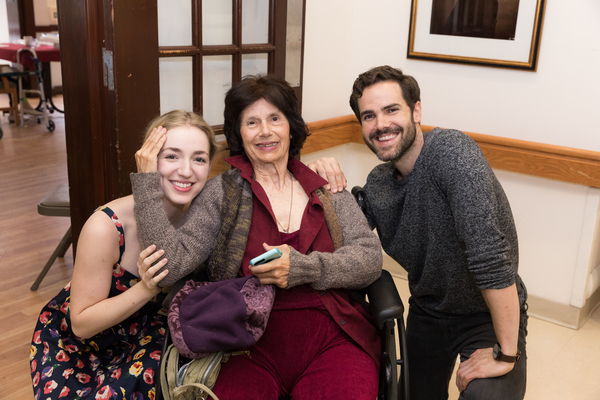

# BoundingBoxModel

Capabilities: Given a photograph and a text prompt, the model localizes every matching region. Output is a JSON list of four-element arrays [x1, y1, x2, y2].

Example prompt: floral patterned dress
[[30, 207, 167, 400]]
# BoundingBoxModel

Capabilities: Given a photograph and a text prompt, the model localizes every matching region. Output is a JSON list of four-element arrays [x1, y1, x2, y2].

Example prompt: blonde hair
[[143, 110, 219, 161]]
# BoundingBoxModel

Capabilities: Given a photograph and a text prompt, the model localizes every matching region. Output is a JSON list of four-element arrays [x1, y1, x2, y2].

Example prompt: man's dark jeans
[[406, 303, 528, 400]]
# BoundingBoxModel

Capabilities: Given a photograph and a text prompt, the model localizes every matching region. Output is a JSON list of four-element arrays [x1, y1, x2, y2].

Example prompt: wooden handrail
[[209, 115, 600, 188], [420, 125, 600, 188], [302, 115, 364, 154]]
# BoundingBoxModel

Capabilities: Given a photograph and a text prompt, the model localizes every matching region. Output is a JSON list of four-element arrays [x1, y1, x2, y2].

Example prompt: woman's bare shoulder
[[101, 195, 135, 224], [80, 196, 135, 245]]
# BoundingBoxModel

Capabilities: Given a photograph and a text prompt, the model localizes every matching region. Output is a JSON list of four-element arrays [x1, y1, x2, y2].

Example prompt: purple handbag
[[168, 275, 275, 359]]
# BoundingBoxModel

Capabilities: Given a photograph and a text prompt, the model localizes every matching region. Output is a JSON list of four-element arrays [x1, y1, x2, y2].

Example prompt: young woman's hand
[[135, 126, 167, 173], [137, 244, 169, 293]]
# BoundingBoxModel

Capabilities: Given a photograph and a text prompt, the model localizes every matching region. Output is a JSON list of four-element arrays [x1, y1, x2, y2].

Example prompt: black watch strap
[[493, 343, 521, 363]]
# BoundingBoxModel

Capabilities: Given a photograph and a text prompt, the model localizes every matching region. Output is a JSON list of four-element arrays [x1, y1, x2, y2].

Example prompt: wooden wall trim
[[301, 116, 600, 189], [302, 115, 363, 154], [207, 140, 233, 179], [420, 125, 600, 188], [208, 115, 600, 188]]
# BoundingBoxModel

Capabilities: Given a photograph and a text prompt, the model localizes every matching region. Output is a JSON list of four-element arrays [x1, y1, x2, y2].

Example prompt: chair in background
[[31, 183, 72, 291], [0, 65, 20, 139]]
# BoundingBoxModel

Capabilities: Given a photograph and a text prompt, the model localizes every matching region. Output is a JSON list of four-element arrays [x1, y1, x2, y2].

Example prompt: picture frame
[[407, 0, 546, 70]]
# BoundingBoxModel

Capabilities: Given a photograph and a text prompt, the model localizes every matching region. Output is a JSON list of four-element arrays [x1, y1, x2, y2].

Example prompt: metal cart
[[16, 48, 55, 132], [0, 48, 54, 138]]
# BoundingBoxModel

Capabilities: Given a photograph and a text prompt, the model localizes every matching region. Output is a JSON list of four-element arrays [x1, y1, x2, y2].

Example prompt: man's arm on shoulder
[[306, 157, 347, 193]]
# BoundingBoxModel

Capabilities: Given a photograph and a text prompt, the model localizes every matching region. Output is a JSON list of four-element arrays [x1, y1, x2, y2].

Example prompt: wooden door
[[56, 0, 160, 251]]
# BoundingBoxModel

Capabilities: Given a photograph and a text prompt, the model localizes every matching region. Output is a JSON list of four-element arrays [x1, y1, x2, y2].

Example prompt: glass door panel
[[158, 0, 193, 46], [203, 55, 233, 125], [242, 0, 269, 44], [203, 0, 233, 45], [159, 57, 194, 113], [242, 53, 269, 77]]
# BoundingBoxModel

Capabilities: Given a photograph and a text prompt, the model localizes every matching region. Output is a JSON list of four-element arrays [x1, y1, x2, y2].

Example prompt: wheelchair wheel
[[47, 120, 55, 132]]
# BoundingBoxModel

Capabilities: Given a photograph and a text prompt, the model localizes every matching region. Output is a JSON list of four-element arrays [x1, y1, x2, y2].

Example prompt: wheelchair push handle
[[352, 186, 367, 214]]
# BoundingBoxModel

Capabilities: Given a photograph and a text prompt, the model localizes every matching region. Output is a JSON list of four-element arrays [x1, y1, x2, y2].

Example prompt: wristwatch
[[493, 342, 521, 363]]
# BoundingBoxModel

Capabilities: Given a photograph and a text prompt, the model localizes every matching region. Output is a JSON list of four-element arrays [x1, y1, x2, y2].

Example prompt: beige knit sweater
[[131, 168, 382, 289]]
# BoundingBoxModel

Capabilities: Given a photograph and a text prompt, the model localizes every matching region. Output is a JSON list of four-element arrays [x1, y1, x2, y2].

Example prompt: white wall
[[0, 0, 9, 63], [33, 0, 62, 89], [0, 0, 8, 43], [301, 0, 600, 325], [303, 0, 600, 151], [0, 0, 9, 66], [33, 0, 57, 26]]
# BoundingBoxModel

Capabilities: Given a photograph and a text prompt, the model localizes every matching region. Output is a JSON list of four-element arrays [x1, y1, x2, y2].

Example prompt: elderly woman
[[131, 75, 382, 399]]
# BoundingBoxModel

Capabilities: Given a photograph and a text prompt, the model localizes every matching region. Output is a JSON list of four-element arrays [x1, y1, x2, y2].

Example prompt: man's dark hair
[[223, 75, 309, 158], [349, 65, 421, 123]]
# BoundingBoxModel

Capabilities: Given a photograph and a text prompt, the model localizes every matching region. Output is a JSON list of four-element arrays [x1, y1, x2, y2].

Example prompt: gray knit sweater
[[363, 128, 527, 317], [131, 168, 382, 289]]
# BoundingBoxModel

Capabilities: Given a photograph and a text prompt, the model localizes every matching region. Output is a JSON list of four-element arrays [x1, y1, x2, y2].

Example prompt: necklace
[[276, 175, 294, 233]]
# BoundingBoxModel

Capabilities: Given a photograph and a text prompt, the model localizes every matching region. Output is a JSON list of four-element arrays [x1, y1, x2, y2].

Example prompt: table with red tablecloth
[[0, 43, 62, 112], [0, 43, 60, 66]]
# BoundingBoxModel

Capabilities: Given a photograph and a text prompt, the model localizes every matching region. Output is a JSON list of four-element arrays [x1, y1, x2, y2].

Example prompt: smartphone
[[250, 248, 283, 266]]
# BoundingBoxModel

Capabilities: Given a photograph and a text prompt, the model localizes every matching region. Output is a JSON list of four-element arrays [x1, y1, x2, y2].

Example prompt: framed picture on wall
[[407, 0, 546, 70]]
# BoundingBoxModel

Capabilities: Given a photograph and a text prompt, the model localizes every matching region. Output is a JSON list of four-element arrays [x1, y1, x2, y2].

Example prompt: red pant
[[212, 301, 378, 399]]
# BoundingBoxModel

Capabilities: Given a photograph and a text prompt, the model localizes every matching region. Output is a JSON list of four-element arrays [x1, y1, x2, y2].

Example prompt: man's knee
[[460, 368, 526, 400]]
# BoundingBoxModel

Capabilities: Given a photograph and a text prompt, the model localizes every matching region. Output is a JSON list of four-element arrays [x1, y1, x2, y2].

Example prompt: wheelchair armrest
[[366, 269, 405, 330], [162, 268, 208, 309], [162, 278, 189, 309]]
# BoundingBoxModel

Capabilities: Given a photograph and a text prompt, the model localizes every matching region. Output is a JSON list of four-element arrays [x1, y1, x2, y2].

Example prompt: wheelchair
[[156, 186, 409, 400]]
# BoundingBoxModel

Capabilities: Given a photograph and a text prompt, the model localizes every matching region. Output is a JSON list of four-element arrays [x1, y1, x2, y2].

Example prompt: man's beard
[[366, 119, 417, 163]]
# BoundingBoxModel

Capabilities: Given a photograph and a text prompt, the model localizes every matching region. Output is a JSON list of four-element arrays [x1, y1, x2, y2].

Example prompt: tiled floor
[[391, 274, 600, 399]]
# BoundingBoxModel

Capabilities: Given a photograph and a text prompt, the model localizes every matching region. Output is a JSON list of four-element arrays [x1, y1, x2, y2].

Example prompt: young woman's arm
[[69, 212, 167, 339]]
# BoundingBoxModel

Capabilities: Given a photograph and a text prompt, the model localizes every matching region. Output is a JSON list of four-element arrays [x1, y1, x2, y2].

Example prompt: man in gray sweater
[[349, 66, 528, 399]]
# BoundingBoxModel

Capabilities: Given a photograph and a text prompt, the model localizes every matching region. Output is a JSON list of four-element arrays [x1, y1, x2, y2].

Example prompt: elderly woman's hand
[[135, 127, 167, 173], [307, 157, 347, 193], [249, 243, 290, 289], [137, 244, 169, 293]]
